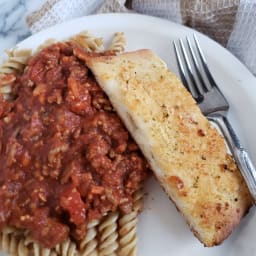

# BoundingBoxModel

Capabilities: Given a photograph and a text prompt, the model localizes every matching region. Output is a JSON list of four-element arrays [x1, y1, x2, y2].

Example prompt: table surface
[[0, 0, 46, 61]]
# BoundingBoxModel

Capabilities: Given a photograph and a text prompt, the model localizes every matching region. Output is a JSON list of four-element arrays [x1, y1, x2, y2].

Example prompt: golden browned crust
[[86, 49, 253, 247]]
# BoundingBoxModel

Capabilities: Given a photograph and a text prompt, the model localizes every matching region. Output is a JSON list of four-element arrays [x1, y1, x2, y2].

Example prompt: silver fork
[[173, 35, 256, 202]]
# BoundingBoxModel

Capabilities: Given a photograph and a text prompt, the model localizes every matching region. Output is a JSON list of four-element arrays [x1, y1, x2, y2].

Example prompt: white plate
[[3, 13, 256, 256]]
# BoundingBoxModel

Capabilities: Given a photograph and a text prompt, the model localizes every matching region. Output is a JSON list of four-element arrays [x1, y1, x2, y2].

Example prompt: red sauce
[[0, 42, 149, 248]]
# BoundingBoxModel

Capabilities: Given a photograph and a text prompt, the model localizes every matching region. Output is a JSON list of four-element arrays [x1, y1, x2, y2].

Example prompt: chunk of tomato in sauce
[[60, 186, 86, 225]]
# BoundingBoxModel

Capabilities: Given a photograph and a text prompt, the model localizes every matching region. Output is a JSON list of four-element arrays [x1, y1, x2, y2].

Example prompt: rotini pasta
[[108, 32, 126, 54], [0, 48, 31, 74], [79, 219, 100, 256], [54, 238, 77, 256], [98, 212, 119, 256], [0, 228, 78, 256], [36, 38, 57, 53], [0, 73, 15, 100], [117, 186, 144, 256], [70, 31, 104, 52], [0, 48, 31, 100], [132, 185, 144, 213], [0, 227, 29, 256]]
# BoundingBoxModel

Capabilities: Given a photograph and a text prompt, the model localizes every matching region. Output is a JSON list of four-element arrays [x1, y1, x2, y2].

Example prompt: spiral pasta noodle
[[70, 31, 104, 52], [0, 48, 31, 100], [0, 228, 79, 256], [132, 185, 144, 213], [108, 32, 126, 54], [54, 238, 77, 256], [0, 48, 31, 74], [117, 186, 144, 256], [0, 227, 29, 256], [36, 38, 57, 53], [0, 73, 16, 100], [79, 219, 100, 256], [24, 236, 52, 256], [98, 212, 119, 256]]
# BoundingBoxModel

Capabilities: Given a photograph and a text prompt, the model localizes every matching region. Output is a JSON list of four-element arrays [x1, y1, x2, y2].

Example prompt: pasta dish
[[0, 32, 148, 256]]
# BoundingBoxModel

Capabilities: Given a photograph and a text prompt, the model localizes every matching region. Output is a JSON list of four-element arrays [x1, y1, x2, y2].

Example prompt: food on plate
[[86, 49, 253, 247], [0, 32, 148, 256]]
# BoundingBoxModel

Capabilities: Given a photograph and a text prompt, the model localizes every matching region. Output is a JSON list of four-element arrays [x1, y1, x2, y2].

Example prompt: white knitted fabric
[[132, 0, 182, 23], [28, 0, 105, 33], [227, 0, 256, 74]]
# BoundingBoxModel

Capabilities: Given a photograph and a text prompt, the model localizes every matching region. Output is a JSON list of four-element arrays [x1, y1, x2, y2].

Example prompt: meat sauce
[[0, 43, 149, 248]]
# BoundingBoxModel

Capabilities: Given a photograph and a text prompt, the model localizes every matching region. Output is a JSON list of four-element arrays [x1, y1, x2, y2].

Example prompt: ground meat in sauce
[[0, 42, 149, 248]]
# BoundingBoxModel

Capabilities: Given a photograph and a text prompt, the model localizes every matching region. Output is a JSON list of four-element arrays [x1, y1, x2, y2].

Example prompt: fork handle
[[209, 115, 256, 202]]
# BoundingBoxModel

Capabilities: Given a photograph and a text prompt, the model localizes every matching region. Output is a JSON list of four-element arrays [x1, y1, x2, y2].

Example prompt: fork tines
[[173, 34, 215, 103]]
